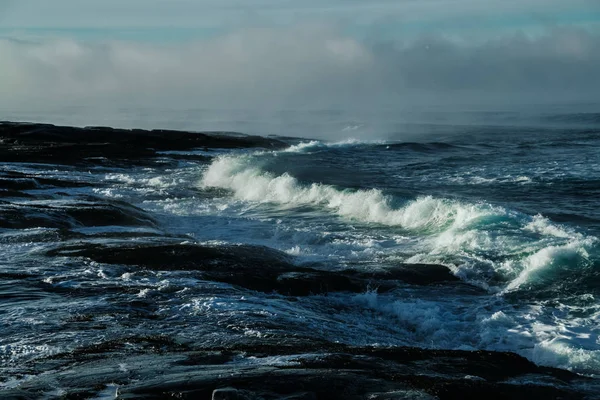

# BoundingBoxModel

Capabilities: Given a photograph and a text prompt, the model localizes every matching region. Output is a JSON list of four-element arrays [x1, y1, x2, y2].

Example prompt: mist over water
[[2, 104, 600, 143], [2, 23, 600, 131]]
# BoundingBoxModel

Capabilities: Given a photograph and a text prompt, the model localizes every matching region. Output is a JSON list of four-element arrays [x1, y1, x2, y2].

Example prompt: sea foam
[[200, 152, 598, 295], [201, 154, 498, 232]]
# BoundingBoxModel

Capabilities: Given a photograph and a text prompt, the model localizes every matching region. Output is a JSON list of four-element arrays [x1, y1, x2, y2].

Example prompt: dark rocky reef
[[0, 196, 157, 230], [1, 338, 589, 399], [0, 170, 91, 190], [48, 242, 463, 295], [0, 169, 92, 200], [0, 121, 288, 166]]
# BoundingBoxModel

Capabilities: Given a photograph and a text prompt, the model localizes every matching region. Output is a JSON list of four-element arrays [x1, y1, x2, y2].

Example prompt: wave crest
[[201, 154, 498, 232], [200, 153, 598, 296]]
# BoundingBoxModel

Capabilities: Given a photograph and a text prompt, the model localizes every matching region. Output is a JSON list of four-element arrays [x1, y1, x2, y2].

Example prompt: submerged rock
[[0, 171, 90, 190], [47, 242, 465, 295], [0, 197, 157, 230]]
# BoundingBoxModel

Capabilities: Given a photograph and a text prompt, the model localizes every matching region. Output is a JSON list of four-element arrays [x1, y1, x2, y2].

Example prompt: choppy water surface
[[1, 117, 600, 397], [196, 126, 600, 371]]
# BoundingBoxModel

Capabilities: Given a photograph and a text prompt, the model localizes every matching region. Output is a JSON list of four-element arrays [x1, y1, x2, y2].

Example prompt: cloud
[[1, 25, 599, 121], [0, 26, 376, 108]]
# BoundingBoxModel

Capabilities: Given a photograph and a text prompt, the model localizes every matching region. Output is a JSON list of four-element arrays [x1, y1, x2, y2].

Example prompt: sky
[[1, 0, 600, 131]]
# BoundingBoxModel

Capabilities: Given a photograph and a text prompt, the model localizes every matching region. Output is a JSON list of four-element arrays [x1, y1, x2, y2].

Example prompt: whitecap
[[200, 154, 502, 233]]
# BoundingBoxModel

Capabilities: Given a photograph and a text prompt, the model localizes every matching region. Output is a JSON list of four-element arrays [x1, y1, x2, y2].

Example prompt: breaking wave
[[200, 153, 598, 294], [201, 153, 500, 230]]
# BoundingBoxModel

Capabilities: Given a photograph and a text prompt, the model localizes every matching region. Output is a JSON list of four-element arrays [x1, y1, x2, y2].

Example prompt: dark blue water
[[1, 115, 600, 389], [198, 123, 600, 373]]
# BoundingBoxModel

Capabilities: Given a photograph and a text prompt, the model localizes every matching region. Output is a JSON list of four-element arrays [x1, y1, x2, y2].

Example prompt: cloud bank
[[1, 25, 600, 131]]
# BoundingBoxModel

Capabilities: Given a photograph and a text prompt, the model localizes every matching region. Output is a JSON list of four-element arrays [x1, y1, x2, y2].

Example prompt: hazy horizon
[[1, 0, 599, 137]]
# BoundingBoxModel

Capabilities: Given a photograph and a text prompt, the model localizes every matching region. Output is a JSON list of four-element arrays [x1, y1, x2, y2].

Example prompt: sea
[[1, 107, 600, 396]]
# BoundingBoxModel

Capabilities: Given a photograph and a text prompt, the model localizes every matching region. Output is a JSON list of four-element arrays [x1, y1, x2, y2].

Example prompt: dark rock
[[0, 172, 89, 190], [276, 271, 363, 295], [175, 351, 236, 366], [69, 335, 189, 357], [0, 189, 32, 198], [367, 391, 437, 400], [0, 203, 72, 229], [63, 199, 156, 228], [0, 121, 289, 166], [0, 177, 41, 190], [0, 197, 156, 229], [212, 387, 247, 400], [0, 389, 39, 400], [47, 242, 464, 295], [6, 337, 591, 400], [358, 263, 460, 286], [280, 392, 318, 400]]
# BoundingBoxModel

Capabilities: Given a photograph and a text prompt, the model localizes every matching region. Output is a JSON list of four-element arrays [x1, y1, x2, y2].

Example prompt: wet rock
[[0, 121, 289, 166], [280, 392, 318, 400], [368, 391, 438, 400], [212, 387, 247, 400], [358, 263, 460, 286], [0, 389, 39, 400], [0, 189, 33, 198], [63, 199, 157, 228], [0, 203, 72, 229], [5, 337, 590, 400], [0, 177, 41, 190], [32, 352, 593, 399], [276, 271, 363, 295], [0, 171, 90, 190], [0, 197, 156, 230], [48, 242, 292, 274], [47, 242, 464, 295], [67, 335, 189, 358], [47, 242, 465, 295]]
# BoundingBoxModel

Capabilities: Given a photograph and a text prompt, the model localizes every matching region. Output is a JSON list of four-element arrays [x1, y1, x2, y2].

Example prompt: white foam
[[525, 214, 576, 239], [104, 173, 183, 189], [285, 245, 303, 255], [532, 340, 600, 373], [104, 173, 137, 185], [513, 175, 532, 184], [282, 140, 323, 153], [504, 238, 594, 292], [199, 153, 600, 294], [201, 154, 501, 233], [89, 384, 119, 400], [0, 343, 62, 363], [283, 138, 387, 153], [448, 174, 532, 186], [348, 290, 600, 374], [471, 176, 497, 184]]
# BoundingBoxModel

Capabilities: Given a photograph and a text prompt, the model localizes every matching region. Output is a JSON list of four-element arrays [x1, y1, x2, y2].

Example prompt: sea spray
[[201, 154, 501, 230], [201, 151, 599, 298]]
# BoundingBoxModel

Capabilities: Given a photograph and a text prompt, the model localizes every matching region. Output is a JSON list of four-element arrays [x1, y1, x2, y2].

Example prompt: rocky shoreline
[[0, 122, 598, 399]]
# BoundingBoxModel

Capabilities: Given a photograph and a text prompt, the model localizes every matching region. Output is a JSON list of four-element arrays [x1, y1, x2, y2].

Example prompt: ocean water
[[194, 123, 600, 373], [1, 112, 600, 390]]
